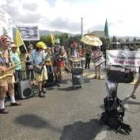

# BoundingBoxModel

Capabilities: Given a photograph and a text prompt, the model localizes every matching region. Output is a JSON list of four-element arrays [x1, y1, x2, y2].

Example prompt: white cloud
[[0, 0, 140, 37]]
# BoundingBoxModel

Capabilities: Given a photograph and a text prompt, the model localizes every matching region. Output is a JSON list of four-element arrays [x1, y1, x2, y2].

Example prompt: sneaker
[[38, 94, 45, 98], [131, 94, 136, 99], [38, 92, 45, 98], [11, 102, 22, 106], [42, 89, 46, 94], [98, 76, 101, 79], [0, 108, 9, 114]]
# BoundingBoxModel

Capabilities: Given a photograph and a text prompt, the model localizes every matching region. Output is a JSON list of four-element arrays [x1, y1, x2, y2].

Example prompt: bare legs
[[94, 65, 101, 79], [131, 75, 140, 99]]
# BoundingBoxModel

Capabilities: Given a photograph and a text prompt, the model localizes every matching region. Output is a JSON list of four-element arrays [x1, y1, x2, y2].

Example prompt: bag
[[34, 66, 43, 74], [100, 95, 132, 134], [107, 70, 134, 83], [34, 63, 44, 74]]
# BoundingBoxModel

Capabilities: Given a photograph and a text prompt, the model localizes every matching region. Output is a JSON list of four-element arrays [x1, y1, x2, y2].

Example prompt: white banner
[[0, 8, 13, 40], [17, 25, 40, 41], [106, 50, 140, 67]]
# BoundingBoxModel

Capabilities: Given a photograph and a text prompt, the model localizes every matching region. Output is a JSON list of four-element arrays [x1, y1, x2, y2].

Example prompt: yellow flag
[[14, 27, 24, 47], [50, 33, 55, 45]]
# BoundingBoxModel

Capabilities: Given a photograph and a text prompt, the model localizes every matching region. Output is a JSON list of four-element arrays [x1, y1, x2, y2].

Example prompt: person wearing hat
[[26, 45, 34, 85], [0, 36, 21, 114], [91, 46, 103, 79], [11, 43, 22, 82], [30, 41, 48, 98], [52, 38, 68, 83], [52, 38, 62, 83]]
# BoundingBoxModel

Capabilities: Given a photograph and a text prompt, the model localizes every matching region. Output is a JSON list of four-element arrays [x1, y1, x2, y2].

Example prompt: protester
[[26, 45, 34, 85], [130, 68, 140, 99], [45, 47, 53, 73], [0, 35, 21, 114], [70, 41, 78, 57], [11, 43, 22, 82], [85, 48, 91, 69], [78, 45, 85, 68], [91, 46, 103, 79], [57, 46, 67, 81], [30, 42, 48, 98], [52, 38, 64, 83]]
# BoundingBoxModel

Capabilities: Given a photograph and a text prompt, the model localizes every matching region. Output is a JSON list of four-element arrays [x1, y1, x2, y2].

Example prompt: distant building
[[110, 41, 140, 50]]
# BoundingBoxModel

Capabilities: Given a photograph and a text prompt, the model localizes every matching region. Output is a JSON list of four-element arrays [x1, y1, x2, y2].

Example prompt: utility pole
[[81, 17, 83, 37]]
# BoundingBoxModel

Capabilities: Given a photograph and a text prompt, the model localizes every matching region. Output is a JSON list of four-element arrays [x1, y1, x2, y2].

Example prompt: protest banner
[[17, 25, 40, 41], [106, 50, 140, 68], [0, 8, 13, 40]]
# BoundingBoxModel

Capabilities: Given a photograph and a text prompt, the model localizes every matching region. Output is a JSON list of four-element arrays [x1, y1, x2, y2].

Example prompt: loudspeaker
[[16, 80, 33, 99]]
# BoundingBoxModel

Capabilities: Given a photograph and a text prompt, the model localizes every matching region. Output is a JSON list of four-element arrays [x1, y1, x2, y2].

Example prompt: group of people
[[0, 35, 107, 114], [4, 34, 140, 115], [1, 34, 140, 116], [69, 43, 104, 79], [0, 35, 69, 114]]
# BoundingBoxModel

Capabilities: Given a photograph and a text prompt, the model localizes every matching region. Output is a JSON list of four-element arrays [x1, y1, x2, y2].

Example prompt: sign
[[0, 8, 13, 40], [17, 25, 40, 41], [107, 50, 140, 68]]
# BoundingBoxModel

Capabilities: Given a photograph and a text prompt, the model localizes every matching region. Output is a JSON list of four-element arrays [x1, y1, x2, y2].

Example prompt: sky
[[0, 0, 140, 37]]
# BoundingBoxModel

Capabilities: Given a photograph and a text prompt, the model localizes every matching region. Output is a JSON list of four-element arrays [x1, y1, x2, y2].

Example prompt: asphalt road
[[1, 68, 140, 140]]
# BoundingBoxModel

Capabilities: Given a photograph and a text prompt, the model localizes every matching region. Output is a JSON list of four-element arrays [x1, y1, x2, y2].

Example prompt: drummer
[[69, 41, 79, 67], [70, 41, 78, 58]]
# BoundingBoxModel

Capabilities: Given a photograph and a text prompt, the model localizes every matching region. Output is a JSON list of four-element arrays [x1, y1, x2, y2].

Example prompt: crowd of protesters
[[0, 34, 107, 114], [1, 34, 140, 115]]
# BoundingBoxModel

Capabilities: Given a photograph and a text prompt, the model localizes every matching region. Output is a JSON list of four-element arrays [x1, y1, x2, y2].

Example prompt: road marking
[[83, 73, 89, 76], [94, 126, 108, 140], [87, 74, 95, 78], [100, 75, 106, 80]]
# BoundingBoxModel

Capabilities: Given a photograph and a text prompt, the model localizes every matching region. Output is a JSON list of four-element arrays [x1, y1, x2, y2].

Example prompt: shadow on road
[[61, 79, 69, 84], [60, 119, 104, 140], [83, 78, 91, 83], [58, 86, 83, 91], [14, 114, 62, 133], [57, 86, 74, 91]]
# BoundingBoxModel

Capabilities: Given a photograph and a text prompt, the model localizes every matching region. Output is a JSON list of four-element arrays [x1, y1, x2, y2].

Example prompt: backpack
[[100, 95, 132, 134]]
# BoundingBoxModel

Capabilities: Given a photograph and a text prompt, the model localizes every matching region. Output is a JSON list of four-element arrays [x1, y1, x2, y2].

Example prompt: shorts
[[0, 75, 15, 87]]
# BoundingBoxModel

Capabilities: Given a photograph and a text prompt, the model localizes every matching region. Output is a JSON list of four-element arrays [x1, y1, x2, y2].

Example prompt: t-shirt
[[30, 49, 46, 65], [29, 49, 47, 72], [11, 52, 22, 70]]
